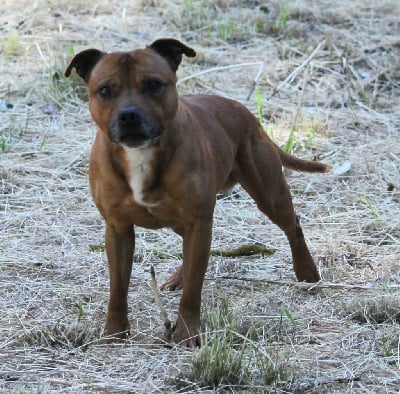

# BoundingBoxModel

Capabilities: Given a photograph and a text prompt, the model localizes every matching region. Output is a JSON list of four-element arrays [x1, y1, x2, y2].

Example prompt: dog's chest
[[124, 147, 157, 207]]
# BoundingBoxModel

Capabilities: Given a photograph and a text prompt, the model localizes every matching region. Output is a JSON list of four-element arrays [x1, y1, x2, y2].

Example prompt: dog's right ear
[[64, 49, 106, 83]]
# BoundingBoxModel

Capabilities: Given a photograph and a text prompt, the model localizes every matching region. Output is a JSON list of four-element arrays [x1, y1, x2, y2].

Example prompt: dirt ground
[[1, 0, 399, 392]]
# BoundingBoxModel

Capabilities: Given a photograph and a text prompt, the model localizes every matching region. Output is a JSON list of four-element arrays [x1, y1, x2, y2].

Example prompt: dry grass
[[1, 0, 399, 392]]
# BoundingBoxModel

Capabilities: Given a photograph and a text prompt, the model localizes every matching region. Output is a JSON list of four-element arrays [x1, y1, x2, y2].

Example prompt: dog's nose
[[118, 107, 141, 127]]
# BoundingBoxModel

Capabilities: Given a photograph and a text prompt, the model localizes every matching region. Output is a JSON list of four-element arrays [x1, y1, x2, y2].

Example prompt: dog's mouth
[[109, 125, 163, 148], [118, 132, 162, 148]]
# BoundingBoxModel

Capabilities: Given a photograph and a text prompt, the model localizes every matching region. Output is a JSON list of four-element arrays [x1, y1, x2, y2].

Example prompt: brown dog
[[65, 38, 330, 347]]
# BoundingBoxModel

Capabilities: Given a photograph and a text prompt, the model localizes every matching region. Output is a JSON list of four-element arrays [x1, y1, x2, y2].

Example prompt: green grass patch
[[174, 299, 287, 391], [1, 30, 23, 57], [45, 45, 87, 107]]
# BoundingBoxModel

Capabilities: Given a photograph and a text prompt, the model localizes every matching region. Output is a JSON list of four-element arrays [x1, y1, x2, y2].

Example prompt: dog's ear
[[149, 38, 196, 72], [64, 49, 106, 83]]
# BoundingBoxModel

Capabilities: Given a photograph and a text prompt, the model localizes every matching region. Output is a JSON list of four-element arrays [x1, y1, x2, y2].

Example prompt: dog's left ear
[[149, 38, 196, 72], [64, 49, 106, 83]]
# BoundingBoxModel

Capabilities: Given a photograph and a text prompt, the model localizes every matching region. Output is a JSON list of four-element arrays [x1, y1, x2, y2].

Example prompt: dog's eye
[[145, 80, 163, 94], [98, 86, 112, 99]]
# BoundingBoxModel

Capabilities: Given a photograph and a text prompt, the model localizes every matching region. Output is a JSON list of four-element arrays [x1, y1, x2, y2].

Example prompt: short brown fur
[[65, 38, 330, 347]]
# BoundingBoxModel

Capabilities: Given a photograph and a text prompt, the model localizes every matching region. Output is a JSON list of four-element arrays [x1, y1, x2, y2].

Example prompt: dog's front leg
[[173, 219, 212, 347], [103, 223, 135, 340]]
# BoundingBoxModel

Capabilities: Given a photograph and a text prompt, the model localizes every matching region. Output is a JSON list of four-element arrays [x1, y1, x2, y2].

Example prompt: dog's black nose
[[111, 106, 162, 148], [118, 107, 141, 127]]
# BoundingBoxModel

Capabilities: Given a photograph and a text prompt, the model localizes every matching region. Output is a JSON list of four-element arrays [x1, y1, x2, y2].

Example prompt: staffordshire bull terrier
[[65, 38, 330, 347]]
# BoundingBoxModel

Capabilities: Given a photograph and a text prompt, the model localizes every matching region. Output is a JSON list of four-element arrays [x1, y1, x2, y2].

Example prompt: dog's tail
[[278, 147, 331, 173]]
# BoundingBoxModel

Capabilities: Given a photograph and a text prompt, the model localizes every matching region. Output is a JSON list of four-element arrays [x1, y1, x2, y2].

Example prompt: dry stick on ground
[[150, 266, 173, 340], [177, 61, 265, 100], [90, 243, 275, 258], [211, 276, 400, 290], [266, 39, 326, 101], [177, 62, 265, 85], [44, 380, 108, 390], [291, 64, 310, 131], [246, 61, 266, 100]]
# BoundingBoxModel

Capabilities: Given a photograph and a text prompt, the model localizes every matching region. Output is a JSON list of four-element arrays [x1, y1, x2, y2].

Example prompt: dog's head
[[65, 39, 196, 148]]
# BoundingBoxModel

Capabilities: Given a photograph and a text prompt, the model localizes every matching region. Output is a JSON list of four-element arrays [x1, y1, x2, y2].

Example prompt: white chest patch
[[124, 146, 157, 207]]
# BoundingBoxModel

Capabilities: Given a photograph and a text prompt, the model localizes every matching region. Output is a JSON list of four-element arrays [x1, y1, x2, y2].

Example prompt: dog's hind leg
[[236, 142, 320, 282], [160, 265, 183, 291], [160, 226, 184, 291]]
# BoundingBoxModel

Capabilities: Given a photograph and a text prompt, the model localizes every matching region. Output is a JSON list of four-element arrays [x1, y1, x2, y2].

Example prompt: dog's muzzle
[[109, 106, 163, 148]]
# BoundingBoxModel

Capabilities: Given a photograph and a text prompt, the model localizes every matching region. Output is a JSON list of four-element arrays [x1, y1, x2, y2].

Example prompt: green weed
[[381, 326, 399, 362], [174, 1, 273, 44], [277, 9, 289, 30], [0, 137, 6, 153], [175, 298, 286, 390], [190, 329, 250, 388], [286, 115, 328, 153], [217, 22, 234, 41], [1, 30, 23, 57], [0, 126, 12, 153], [0, 117, 29, 153], [280, 307, 296, 326], [180, 0, 211, 31], [46, 44, 87, 106], [255, 87, 265, 126], [255, 88, 326, 154], [39, 136, 47, 150], [358, 195, 381, 219], [303, 117, 323, 143], [255, 87, 274, 139], [183, 0, 193, 10], [254, 91, 326, 154], [77, 300, 84, 322], [255, 16, 267, 34], [283, 130, 296, 153], [380, 283, 393, 294]]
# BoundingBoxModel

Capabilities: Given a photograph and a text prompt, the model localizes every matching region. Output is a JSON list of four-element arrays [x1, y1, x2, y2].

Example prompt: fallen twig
[[210, 243, 274, 257], [246, 61, 266, 100], [44, 379, 106, 389], [90, 242, 275, 258], [210, 276, 400, 291], [177, 61, 266, 101], [150, 266, 173, 340], [266, 39, 326, 101]]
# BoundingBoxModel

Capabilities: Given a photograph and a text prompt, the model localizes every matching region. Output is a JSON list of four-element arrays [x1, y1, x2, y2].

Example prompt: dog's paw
[[100, 333, 129, 344], [103, 318, 130, 343], [160, 265, 183, 290], [295, 266, 321, 283], [172, 317, 201, 348], [173, 330, 202, 348], [99, 328, 130, 344]]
